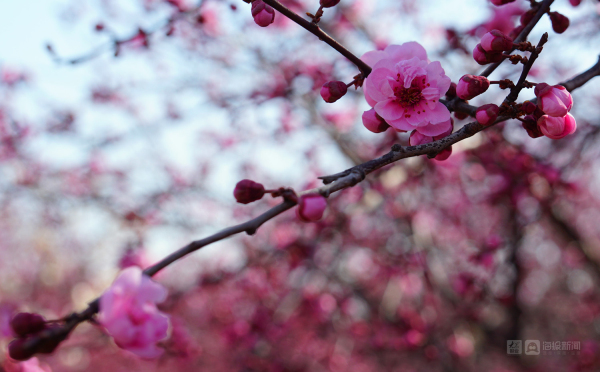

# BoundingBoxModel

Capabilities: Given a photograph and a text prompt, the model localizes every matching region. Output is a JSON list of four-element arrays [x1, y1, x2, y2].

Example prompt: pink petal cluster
[[297, 194, 327, 222], [535, 83, 573, 117], [538, 114, 577, 139], [99, 267, 170, 358], [251, 0, 275, 27], [361, 42, 452, 137]]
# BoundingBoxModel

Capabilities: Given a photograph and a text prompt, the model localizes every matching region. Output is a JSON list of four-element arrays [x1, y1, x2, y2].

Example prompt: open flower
[[99, 267, 169, 358], [361, 42, 452, 136]]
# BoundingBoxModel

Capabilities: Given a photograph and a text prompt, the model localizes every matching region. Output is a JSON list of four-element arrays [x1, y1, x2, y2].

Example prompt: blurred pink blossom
[[99, 267, 170, 358]]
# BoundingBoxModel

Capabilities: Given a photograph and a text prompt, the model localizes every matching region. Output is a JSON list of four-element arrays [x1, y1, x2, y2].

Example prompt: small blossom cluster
[[522, 84, 575, 139]]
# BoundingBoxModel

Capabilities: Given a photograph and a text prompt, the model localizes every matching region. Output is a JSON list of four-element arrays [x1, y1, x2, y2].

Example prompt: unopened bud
[[509, 25, 525, 40], [445, 83, 457, 99], [535, 83, 573, 117], [10, 313, 46, 337], [490, 0, 516, 5], [480, 30, 513, 52], [456, 74, 490, 100], [320, 0, 340, 8], [296, 194, 327, 222], [549, 12, 569, 34], [473, 44, 504, 65], [434, 147, 452, 161], [475, 104, 500, 126], [320, 81, 348, 103], [520, 10, 535, 26], [251, 0, 275, 27], [521, 101, 536, 114], [362, 109, 390, 133], [522, 115, 543, 138], [8, 338, 36, 361], [234, 180, 265, 204]]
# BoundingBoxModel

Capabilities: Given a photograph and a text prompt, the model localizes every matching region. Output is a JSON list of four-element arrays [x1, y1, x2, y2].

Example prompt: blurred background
[[1, 0, 600, 370]]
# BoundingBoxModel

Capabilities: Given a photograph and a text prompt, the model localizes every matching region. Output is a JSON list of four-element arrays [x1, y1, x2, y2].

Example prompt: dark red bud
[[454, 111, 469, 120], [320, 0, 341, 8], [445, 83, 457, 99], [549, 12, 569, 34], [520, 10, 535, 26], [521, 101, 536, 114], [234, 180, 265, 204], [522, 115, 543, 138], [8, 338, 36, 361], [10, 313, 46, 337]]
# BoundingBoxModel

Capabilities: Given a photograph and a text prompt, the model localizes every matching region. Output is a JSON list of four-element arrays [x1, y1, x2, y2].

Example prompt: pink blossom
[[361, 108, 390, 133], [99, 267, 170, 358], [251, 0, 275, 27], [361, 42, 452, 137], [535, 83, 573, 117], [537, 114, 577, 139], [297, 194, 327, 222]]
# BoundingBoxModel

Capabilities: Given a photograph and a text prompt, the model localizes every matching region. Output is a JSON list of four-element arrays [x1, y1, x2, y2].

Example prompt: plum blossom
[[99, 267, 169, 358], [361, 42, 452, 136], [297, 194, 327, 222]]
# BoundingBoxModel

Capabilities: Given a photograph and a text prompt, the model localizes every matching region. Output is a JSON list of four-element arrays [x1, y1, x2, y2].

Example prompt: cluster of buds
[[473, 30, 513, 65], [521, 84, 576, 139], [8, 313, 69, 361], [408, 122, 454, 161], [234, 180, 327, 222]]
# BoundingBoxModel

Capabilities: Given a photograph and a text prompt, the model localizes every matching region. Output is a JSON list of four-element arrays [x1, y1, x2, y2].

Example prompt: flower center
[[394, 86, 423, 107]]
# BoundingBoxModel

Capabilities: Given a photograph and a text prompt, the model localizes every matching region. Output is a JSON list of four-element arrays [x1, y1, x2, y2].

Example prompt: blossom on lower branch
[[361, 42, 452, 137], [98, 267, 170, 358]]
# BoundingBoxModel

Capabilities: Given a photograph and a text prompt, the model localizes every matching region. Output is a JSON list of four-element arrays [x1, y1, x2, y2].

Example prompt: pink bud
[[472, 44, 504, 65], [535, 84, 573, 117], [362, 109, 390, 133], [251, 0, 275, 27], [490, 0, 516, 5], [475, 104, 500, 126], [234, 179, 265, 204], [409, 130, 433, 146], [320, 81, 348, 103], [569, 0, 582, 6], [480, 30, 513, 52], [457, 74, 490, 100], [549, 12, 569, 34], [521, 101, 536, 114], [10, 313, 46, 337], [320, 0, 340, 8], [522, 115, 543, 138], [434, 147, 452, 161], [296, 194, 327, 222], [537, 114, 577, 139]]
